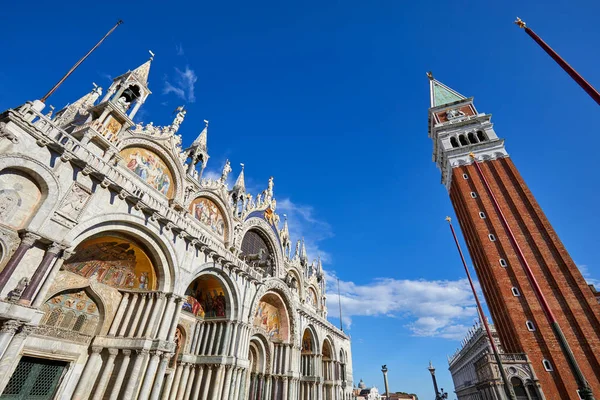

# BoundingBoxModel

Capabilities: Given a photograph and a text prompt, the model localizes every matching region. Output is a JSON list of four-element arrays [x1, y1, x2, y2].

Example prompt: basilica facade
[[0, 55, 353, 399]]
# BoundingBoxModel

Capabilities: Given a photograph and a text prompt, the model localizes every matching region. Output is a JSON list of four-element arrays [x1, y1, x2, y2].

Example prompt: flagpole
[[446, 217, 517, 400], [337, 278, 344, 332], [515, 18, 600, 106], [41, 20, 123, 103]]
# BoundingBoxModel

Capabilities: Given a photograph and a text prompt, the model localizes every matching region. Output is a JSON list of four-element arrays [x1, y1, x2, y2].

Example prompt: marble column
[[194, 322, 205, 354], [160, 371, 176, 400], [0, 232, 39, 291], [175, 363, 190, 400], [122, 349, 149, 399], [0, 325, 33, 393], [167, 296, 185, 341], [200, 365, 213, 400], [169, 364, 184, 400], [157, 294, 176, 340], [231, 368, 241, 400], [109, 350, 132, 400], [183, 364, 196, 400], [207, 322, 217, 356], [19, 242, 62, 304], [149, 352, 173, 400], [138, 350, 163, 400], [210, 365, 225, 400], [108, 293, 130, 336], [0, 320, 21, 360], [146, 292, 166, 338], [228, 321, 239, 356], [118, 293, 139, 337], [282, 376, 289, 400], [190, 365, 204, 400], [136, 293, 154, 337], [72, 346, 103, 400], [129, 293, 148, 337], [32, 248, 74, 307], [91, 348, 118, 400], [221, 365, 233, 400]]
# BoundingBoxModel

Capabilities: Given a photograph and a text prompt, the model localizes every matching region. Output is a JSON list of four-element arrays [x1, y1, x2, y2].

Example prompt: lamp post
[[427, 361, 448, 400], [381, 365, 390, 399]]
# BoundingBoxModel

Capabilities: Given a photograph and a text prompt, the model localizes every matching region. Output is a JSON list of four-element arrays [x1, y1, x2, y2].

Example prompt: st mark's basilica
[[0, 52, 353, 399]]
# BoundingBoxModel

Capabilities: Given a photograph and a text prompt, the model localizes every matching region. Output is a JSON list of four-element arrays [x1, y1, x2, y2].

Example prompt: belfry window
[[450, 137, 459, 148], [459, 134, 469, 146], [477, 130, 487, 142], [468, 132, 478, 144]]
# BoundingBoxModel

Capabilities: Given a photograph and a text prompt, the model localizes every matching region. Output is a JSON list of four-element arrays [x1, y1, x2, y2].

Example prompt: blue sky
[[2, 0, 600, 398]]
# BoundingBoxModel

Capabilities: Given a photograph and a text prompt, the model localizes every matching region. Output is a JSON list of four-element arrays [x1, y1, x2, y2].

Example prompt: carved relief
[[54, 182, 92, 223], [0, 169, 42, 229]]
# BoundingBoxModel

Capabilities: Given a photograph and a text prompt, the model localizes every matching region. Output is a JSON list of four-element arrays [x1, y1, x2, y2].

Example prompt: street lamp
[[427, 361, 448, 400], [381, 365, 390, 399]]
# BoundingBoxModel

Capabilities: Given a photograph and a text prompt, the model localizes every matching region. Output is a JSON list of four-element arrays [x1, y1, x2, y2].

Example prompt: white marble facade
[[0, 56, 353, 399]]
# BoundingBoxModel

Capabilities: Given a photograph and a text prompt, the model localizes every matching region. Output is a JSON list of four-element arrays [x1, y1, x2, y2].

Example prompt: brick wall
[[449, 157, 600, 399]]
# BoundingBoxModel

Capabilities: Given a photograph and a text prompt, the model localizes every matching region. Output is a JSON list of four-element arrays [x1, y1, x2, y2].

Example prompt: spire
[[428, 72, 467, 108], [300, 238, 308, 263], [192, 120, 209, 150], [131, 51, 154, 86], [232, 163, 246, 194], [282, 214, 289, 236]]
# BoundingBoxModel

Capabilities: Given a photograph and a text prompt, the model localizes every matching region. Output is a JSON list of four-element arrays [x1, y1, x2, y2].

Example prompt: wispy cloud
[[277, 198, 334, 263], [99, 72, 113, 82], [163, 66, 198, 103], [578, 264, 600, 287], [326, 271, 480, 340], [176, 43, 185, 56]]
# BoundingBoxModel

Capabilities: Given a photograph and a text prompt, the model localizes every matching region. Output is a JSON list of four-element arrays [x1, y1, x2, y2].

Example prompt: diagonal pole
[[446, 216, 517, 400], [41, 20, 123, 103], [515, 17, 600, 106], [337, 278, 344, 332]]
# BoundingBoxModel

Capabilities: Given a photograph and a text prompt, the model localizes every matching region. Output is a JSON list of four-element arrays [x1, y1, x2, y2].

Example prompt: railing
[[9, 103, 263, 282]]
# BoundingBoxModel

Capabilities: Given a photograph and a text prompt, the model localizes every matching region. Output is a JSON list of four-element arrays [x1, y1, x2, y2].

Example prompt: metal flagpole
[[337, 278, 344, 332], [446, 216, 517, 400], [468, 153, 595, 400], [41, 20, 123, 103], [515, 17, 600, 106]]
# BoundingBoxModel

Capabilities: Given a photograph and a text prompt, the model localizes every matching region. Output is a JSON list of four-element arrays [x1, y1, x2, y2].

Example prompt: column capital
[[163, 352, 175, 360], [0, 320, 22, 334], [91, 346, 103, 354], [122, 349, 132, 356], [61, 248, 76, 260], [46, 242, 64, 255], [20, 232, 41, 247], [150, 350, 163, 357], [136, 349, 150, 356], [157, 292, 167, 300], [108, 348, 119, 356]]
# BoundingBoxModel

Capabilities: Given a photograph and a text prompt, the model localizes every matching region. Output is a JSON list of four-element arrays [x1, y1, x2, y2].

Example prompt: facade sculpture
[[0, 54, 352, 400]]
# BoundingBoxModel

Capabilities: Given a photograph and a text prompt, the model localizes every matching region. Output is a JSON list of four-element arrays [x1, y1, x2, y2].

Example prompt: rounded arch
[[305, 284, 320, 309], [321, 335, 336, 361], [285, 267, 303, 297], [117, 138, 185, 201], [41, 286, 105, 337], [63, 213, 178, 291], [171, 325, 186, 368], [182, 267, 239, 320], [249, 278, 299, 343], [301, 324, 319, 355], [188, 192, 232, 244], [249, 334, 271, 374], [0, 154, 61, 231], [240, 218, 285, 277], [252, 290, 291, 342]]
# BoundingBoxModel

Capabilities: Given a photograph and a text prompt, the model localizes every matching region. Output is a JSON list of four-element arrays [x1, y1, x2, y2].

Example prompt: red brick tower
[[427, 73, 600, 399]]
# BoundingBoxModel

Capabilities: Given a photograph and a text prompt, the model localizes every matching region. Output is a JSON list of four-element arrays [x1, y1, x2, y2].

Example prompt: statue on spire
[[220, 159, 232, 184], [171, 106, 186, 133]]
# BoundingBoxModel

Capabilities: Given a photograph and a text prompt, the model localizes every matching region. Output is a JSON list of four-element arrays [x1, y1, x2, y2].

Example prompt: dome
[[358, 379, 366, 389]]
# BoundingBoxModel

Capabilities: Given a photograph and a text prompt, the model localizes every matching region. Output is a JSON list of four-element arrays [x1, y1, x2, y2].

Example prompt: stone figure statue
[[89, 83, 103, 106], [446, 108, 465, 120], [220, 160, 232, 184], [6, 277, 29, 303], [266, 176, 274, 201], [171, 107, 186, 133], [117, 96, 130, 111]]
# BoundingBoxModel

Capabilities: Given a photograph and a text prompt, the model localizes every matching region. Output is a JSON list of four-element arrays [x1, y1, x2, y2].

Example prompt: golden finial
[[469, 152, 476, 159], [445, 216, 452, 223], [514, 17, 526, 29], [426, 71, 434, 81]]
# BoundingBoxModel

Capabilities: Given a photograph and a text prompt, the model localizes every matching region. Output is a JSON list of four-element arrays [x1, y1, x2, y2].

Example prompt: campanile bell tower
[[428, 73, 600, 399]]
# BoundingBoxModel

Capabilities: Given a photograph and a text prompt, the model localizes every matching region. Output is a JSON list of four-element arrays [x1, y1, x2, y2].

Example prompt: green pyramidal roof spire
[[428, 72, 467, 107]]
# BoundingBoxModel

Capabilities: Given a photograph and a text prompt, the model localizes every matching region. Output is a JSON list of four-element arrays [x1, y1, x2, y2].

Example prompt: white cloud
[[163, 66, 198, 103], [578, 264, 600, 287], [176, 44, 185, 56], [277, 198, 333, 263], [325, 271, 480, 340]]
